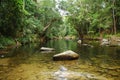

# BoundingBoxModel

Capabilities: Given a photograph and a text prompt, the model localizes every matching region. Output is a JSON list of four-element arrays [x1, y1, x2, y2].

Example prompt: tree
[[116, 0, 120, 32], [112, 0, 116, 34], [22, 0, 62, 42], [58, 0, 92, 41], [58, 0, 119, 41], [0, 0, 24, 37]]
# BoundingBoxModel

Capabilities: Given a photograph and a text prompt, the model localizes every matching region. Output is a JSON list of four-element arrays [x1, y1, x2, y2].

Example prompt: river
[[0, 39, 120, 80]]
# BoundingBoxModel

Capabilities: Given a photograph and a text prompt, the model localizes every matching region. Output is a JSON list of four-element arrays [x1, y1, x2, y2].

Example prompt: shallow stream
[[0, 40, 120, 80]]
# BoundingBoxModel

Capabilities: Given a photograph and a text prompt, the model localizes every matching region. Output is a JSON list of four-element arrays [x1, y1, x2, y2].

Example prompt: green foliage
[[58, 0, 120, 38], [0, 0, 24, 37], [18, 34, 38, 44], [23, 0, 62, 40], [1, 0, 120, 47], [0, 36, 15, 48]]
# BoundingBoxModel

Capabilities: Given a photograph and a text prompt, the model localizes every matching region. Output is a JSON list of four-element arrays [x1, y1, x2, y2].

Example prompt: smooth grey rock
[[40, 47, 55, 51], [60, 66, 67, 71], [100, 39, 110, 46], [53, 50, 79, 61], [77, 40, 82, 44]]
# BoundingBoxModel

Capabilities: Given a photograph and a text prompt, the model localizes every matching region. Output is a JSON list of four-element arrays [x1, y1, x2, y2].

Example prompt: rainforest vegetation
[[0, 0, 120, 48]]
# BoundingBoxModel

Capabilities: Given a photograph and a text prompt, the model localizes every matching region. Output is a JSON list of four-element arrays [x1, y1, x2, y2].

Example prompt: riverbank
[[1, 34, 120, 50]]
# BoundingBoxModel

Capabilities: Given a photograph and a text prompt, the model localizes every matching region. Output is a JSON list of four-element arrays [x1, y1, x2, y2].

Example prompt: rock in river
[[100, 38, 110, 46], [40, 47, 55, 51], [53, 50, 79, 61]]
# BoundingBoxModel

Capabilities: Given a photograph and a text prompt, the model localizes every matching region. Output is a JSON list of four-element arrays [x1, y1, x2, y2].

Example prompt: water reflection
[[44, 39, 78, 52], [0, 39, 120, 80]]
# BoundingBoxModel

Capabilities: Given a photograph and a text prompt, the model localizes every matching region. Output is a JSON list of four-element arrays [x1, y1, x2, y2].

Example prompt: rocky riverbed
[[0, 39, 120, 80]]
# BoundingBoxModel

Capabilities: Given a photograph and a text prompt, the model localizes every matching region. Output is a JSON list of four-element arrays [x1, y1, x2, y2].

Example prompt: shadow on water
[[0, 39, 120, 80]]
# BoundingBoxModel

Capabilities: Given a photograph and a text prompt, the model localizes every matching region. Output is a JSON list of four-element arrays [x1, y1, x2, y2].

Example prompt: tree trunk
[[112, 0, 116, 34], [39, 21, 52, 39], [39, 19, 57, 42], [99, 28, 103, 42], [79, 33, 84, 44], [33, 0, 37, 3]]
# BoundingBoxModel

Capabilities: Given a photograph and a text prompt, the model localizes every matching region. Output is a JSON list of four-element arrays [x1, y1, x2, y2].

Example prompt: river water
[[0, 39, 120, 80]]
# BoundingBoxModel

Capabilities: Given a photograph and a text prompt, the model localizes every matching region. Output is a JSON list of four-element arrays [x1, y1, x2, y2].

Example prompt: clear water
[[0, 39, 120, 80]]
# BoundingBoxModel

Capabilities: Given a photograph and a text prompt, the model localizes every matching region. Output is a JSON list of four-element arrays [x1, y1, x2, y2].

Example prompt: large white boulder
[[53, 50, 79, 61]]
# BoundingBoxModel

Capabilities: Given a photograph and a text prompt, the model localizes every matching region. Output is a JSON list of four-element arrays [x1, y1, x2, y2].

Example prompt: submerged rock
[[54, 66, 107, 80], [59, 66, 68, 71], [40, 47, 55, 51], [53, 50, 79, 61]]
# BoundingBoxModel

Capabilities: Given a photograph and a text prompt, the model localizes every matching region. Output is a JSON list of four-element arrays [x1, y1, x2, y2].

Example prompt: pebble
[[73, 66, 80, 69], [116, 69, 120, 72], [38, 65, 42, 68], [108, 71, 119, 76], [108, 66, 120, 70], [78, 65, 89, 69], [0, 77, 3, 80], [1, 55, 5, 58], [0, 64, 8, 67], [47, 66, 53, 69], [16, 77, 23, 80], [0, 70, 4, 73], [18, 69, 24, 73]]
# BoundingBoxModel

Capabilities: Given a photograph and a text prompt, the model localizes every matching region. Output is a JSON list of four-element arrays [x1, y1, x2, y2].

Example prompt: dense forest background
[[0, 0, 120, 48]]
